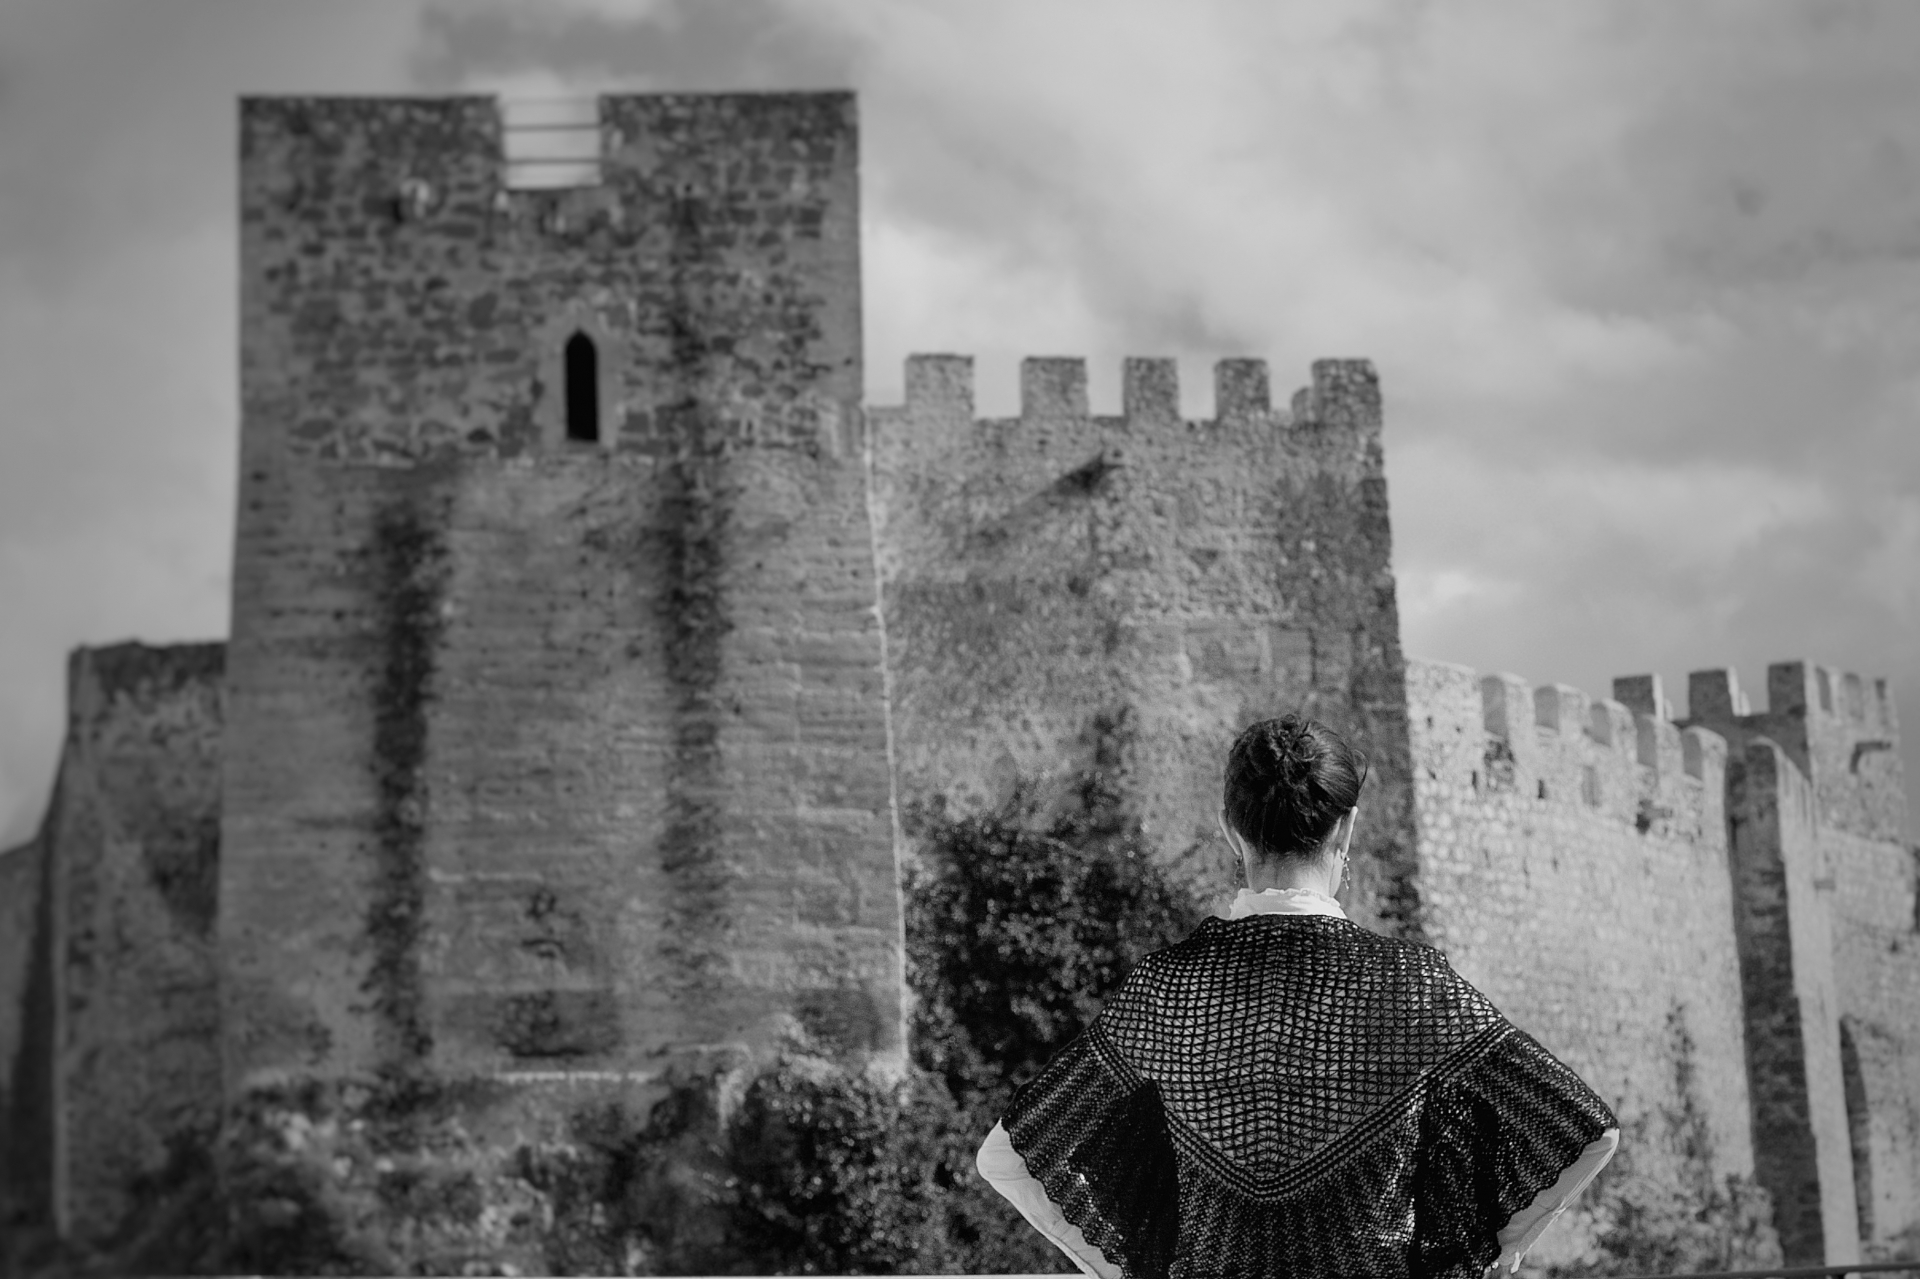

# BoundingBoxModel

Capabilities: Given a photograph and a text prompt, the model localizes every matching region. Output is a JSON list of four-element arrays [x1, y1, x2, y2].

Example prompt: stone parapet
[[1405, 657, 1755, 1272], [870, 353, 1419, 939]]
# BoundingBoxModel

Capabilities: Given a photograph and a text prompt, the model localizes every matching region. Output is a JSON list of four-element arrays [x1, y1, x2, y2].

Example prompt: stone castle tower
[[1, 91, 1913, 1272], [226, 92, 907, 1106]]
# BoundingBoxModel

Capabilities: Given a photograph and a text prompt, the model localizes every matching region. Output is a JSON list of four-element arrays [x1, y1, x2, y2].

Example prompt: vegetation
[[715, 770, 1205, 1275], [19, 770, 1202, 1276], [1548, 1006, 1782, 1277], [1565, 1131, 1780, 1278], [22, 772, 1790, 1276]]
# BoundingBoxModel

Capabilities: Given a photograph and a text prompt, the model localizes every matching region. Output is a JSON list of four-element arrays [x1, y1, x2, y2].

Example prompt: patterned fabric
[[1001, 914, 1617, 1279]]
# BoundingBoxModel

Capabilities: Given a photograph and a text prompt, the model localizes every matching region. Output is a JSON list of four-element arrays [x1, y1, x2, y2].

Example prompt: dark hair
[[1223, 714, 1370, 861]]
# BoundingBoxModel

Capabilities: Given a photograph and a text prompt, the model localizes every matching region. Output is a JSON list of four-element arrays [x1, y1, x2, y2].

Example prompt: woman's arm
[[1487, 1127, 1620, 1275], [1418, 1025, 1621, 1279], [976, 1120, 1123, 1279]]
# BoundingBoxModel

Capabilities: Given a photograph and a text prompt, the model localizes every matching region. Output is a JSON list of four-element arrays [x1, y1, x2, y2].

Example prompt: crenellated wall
[[868, 354, 1421, 936], [1688, 663, 1918, 1260], [1, 89, 1912, 1272], [1405, 659, 1756, 1266]]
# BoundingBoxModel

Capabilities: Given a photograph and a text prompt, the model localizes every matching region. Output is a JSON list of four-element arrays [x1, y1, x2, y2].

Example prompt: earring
[[1218, 811, 1247, 886]]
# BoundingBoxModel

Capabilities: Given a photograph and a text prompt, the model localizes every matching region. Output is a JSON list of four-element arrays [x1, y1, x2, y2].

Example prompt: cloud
[[1, 0, 1915, 840], [410, 0, 861, 94], [410, 0, 1917, 829], [0, 0, 433, 844]]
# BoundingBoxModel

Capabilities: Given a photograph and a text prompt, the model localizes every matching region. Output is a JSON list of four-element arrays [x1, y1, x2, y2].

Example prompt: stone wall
[[1829, 826, 1920, 1257], [868, 354, 1420, 937], [1689, 662, 1915, 1259], [2, 86, 1909, 1271], [1803, 670, 1918, 1259], [0, 643, 227, 1245], [1404, 658, 1756, 1267], [1723, 733, 1858, 1265], [0, 830, 52, 1232], [226, 92, 903, 1114], [0, 844, 35, 1109]]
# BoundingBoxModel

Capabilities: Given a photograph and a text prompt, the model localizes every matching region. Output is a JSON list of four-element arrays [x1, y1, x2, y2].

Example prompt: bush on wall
[[902, 769, 1208, 1121], [889, 770, 1207, 1273], [1548, 1006, 1783, 1278], [22, 766, 1203, 1278], [36, 762, 1795, 1276], [1564, 1130, 1780, 1278], [715, 768, 1206, 1275]]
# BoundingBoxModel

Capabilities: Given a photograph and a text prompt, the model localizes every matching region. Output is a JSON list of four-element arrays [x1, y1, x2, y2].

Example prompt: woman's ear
[[1217, 808, 1243, 858]]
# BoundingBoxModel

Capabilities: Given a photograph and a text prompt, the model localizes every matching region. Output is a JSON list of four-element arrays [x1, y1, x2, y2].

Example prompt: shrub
[[904, 773, 1206, 1117], [1549, 1006, 1782, 1277], [1570, 1140, 1779, 1278], [891, 771, 1207, 1273], [714, 767, 1206, 1275]]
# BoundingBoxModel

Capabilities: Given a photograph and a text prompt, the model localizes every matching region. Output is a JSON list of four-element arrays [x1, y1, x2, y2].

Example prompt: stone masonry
[[0, 92, 1913, 1270], [225, 95, 901, 1104], [868, 353, 1418, 934], [1406, 660, 1759, 1268], [1, 644, 225, 1242], [1686, 664, 1920, 1262]]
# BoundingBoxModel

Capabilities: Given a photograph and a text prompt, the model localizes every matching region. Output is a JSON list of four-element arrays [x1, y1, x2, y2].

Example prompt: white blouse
[[975, 887, 1620, 1279]]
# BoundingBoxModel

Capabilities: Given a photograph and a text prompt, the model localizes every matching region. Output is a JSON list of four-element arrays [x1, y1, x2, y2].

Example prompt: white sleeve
[[976, 1120, 1124, 1279], [1489, 1127, 1620, 1275]]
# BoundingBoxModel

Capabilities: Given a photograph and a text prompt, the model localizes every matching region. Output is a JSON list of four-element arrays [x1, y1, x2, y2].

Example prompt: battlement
[[1407, 658, 1725, 845], [241, 93, 862, 465], [869, 347, 1407, 938], [241, 91, 857, 201], [887, 354, 1380, 434], [230, 89, 904, 1100], [1676, 663, 1901, 739], [1677, 662, 1907, 844]]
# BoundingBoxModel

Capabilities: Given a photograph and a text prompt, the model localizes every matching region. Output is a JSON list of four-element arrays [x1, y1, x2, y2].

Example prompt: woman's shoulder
[[1140, 916, 1502, 1014], [1164, 912, 1457, 964]]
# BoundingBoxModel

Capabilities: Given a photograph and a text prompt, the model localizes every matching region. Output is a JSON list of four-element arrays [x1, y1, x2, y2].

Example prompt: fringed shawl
[[1002, 915, 1616, 1279]]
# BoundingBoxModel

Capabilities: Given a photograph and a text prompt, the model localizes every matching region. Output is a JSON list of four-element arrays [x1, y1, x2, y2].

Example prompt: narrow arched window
[[565, 332, 599, 443]]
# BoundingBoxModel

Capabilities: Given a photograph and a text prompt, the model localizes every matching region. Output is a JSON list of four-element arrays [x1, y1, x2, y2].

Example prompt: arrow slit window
[[565, 332, 599, 443]]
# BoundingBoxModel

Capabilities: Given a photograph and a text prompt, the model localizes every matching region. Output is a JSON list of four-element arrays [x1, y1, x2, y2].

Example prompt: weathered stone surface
[[1, 91, 1912, 1273], [1690, 662, 1917, 1260], [0, 643, 225, 1245], [0, 830, 52, 1234], [869, 354, 1421, 939], [1724, 735, 1857, 1265], [1829, 826, 1920, 1257], [0, 846, 36, 1097], [226, 93, 901, 1104], [1407, 658, 1758, 1270]]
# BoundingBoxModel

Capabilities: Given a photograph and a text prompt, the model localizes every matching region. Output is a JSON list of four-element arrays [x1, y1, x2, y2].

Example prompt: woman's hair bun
[[1224, 713, 1369, 862], [1260, 718, 1312, 786]]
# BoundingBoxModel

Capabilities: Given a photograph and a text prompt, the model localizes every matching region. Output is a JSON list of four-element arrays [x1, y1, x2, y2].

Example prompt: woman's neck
[[1245, 855, 1340, 897]]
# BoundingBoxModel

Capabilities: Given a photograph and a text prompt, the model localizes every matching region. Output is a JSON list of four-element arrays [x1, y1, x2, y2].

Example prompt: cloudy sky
[[1, 0, 1915, 846]]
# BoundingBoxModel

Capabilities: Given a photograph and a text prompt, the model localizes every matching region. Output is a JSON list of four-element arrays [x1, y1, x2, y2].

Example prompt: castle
[[0, 92, 1913, 1273]]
